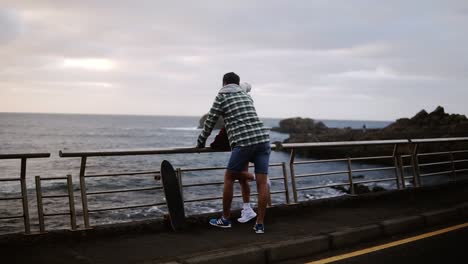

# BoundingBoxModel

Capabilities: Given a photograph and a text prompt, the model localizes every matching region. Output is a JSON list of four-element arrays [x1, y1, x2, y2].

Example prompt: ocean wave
[[161, 127, 200, 131]]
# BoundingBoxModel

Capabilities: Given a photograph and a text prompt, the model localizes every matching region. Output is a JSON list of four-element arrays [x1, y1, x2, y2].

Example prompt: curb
[[421, 208, 461, 227], [330, 224, 382, 249], [264, 235, 329, 263], [183, 246, 265, 264], [174, 204, 467, 264], [379, 215, 425, 236]]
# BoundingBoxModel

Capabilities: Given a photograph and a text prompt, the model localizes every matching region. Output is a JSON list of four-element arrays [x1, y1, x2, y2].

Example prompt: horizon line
[[0, 111, 395, 123]]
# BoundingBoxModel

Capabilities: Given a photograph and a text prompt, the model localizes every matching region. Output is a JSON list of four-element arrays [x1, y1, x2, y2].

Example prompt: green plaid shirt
[[197, 85, 270, 148]]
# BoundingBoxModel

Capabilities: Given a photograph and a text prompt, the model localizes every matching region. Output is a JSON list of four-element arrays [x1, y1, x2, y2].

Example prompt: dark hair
[[223, 72, 240, 85]]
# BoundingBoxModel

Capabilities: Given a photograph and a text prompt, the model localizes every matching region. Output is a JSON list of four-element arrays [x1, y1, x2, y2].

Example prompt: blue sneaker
[[253, 223, 265, 234], [209, 217, 232, 228]]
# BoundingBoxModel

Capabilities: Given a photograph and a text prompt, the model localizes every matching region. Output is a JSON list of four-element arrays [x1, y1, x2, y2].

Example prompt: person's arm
[[197, 95, 223, 148]]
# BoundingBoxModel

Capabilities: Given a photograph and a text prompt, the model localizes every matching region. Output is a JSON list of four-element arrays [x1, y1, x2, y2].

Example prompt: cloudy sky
[[0, 0, 467, 121]]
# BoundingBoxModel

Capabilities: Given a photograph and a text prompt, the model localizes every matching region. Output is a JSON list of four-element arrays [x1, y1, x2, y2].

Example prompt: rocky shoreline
[[273, 106, 468, 166]]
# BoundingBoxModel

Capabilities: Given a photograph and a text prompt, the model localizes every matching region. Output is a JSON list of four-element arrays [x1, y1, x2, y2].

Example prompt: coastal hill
[[274, 106, 468, 160]]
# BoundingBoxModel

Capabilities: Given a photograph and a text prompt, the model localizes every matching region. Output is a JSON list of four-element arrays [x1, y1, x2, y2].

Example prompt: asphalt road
[[305, 225, 468, 264]]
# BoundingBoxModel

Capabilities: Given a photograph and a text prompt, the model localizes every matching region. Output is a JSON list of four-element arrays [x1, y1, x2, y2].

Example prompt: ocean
[[0, 113, 393, 233]]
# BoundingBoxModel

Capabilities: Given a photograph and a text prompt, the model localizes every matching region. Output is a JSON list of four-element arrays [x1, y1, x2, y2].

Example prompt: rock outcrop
[[280, 106, 468, 165]]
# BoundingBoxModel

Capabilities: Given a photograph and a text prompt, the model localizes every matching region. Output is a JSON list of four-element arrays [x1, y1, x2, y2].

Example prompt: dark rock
[[272, 117, 328, 134]]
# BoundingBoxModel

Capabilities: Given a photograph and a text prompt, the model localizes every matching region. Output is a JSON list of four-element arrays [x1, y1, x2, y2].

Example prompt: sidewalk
[[2, 181, 468, 264]]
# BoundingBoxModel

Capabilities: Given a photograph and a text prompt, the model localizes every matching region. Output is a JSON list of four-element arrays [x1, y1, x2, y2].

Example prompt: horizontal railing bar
[[419, 161, 452, 167], [283, 139, 409, 149], [282, 137, 468, 149], [0, 215, 23, 220], [60, 145, 277, 158], [295, 170, 348, 178], [87, 186, 163, 195], [351, 167, 396, 173], [0, 197, 22, 201], [0, 153, 50, 159], [40, 177, 68, 181], [402, 165, 413, 169], [403, 176, 415, 179], [180, 166, 227, 172], [183, 181, 224, 188], [181, 163, 283, 173], [451, 150, 468, 154], [0, 178, 20, 182], [42, 194, 69, 199], [350, 156, 394, 161], [296, 182, 350, 191], [455, 168, 468, 173], [294, 158, 347, 165], [401, 155, 412, 158], [420, 171, 452, 177], [269, 176, 286, 181], [354, 178, 397, 184], [44, 212, 71, 217], [269, 190, 286, 195], [454, 159, 468, 163], [85, 171, 160, 178], [410, 137, 468, 144], [89, 202, 166, 212], [418, 151, 452, 157]]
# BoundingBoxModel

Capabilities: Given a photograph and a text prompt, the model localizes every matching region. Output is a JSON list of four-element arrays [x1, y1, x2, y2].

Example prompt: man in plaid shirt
[[197, 72, 270, 234]]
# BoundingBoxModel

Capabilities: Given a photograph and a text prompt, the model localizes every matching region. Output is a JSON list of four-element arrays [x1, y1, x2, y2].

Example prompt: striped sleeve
[[197, 95, 224, 147]]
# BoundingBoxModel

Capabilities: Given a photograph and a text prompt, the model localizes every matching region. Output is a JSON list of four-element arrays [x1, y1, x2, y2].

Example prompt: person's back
[[199, 84, 269, 148]]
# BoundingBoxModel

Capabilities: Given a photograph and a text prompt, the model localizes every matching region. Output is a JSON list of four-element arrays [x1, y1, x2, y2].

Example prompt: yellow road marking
[[308, 222, 468, 264]]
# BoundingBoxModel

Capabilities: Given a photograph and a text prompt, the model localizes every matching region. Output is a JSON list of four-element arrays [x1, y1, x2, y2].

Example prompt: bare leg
[[255, 173, 268, 224], [222, 170, 236, 219], [239, 178, 251, 204], [239, 164, 252, 203]]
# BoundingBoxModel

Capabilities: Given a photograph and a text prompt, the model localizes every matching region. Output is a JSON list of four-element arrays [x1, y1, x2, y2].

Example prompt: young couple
[[197, 72, 271, 234]]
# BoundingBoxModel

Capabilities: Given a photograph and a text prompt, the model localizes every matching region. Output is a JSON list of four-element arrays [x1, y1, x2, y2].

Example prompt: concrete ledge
[[330, 224, 382, 249], [458, 204, 468, 220], [380, 216, 425, 236], [264, 235, 329, 263], [184, 246, 265, 264], [421, 208, 461, 227]]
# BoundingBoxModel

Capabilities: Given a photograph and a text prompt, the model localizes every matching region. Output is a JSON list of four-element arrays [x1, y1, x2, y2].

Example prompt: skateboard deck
[[160, 160, 186, 231]]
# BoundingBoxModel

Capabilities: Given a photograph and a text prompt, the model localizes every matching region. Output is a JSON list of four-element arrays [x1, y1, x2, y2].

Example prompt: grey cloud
[[0, 0, 467, 119]]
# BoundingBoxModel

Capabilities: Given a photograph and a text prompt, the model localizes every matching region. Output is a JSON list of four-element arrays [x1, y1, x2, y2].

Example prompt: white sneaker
[[237, 208, 257, 223]]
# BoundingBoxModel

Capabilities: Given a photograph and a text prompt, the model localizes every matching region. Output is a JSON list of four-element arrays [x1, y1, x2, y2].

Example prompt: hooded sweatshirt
[[197, 84, 270, 148]]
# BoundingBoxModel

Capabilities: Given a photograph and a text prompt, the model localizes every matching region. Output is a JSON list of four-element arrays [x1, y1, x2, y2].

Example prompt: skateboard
[[160, 160, 186, 231]]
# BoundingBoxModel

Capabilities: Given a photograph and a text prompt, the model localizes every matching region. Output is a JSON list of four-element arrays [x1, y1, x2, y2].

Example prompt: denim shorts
[[227, 142, 271, 174]]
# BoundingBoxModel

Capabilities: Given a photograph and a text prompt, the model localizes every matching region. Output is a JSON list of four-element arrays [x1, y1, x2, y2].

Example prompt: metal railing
[[2, 137, 468, 234], [0, 153, 51, 234], [58, 146, 286, 229], [282, 137, 468, 203], [178, 162, 290, 205], [35, 175, 77, 233]]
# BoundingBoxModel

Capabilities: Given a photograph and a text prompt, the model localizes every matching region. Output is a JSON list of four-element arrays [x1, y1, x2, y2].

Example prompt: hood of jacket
[[219, 84, 243, 94]]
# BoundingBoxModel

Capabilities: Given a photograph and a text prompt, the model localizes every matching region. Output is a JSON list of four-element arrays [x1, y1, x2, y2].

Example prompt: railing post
[[289, 149, 298, 203], [398, 155, 406, 189], [449, 152, 456, 182], [67, 174, 77, 230], [347, 158, 355, 195], [281, 162, 290, 204], [79, 156, 90, 228], [35, 176, 45, 233], [392, 144, 403, 190], [176, 168, 184, 204], [20, 158, 31, 234], [411, 144, 422, 187]]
